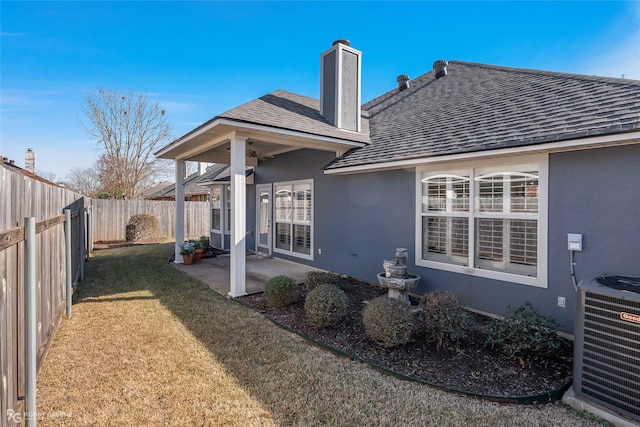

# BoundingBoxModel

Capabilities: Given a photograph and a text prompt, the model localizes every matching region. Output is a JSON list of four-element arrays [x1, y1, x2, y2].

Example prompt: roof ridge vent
[[396, 74, 410, 91], [433, 59, 448, 79]]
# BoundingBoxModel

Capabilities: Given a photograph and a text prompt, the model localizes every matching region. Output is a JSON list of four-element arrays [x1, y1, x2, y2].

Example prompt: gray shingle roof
[[326, 61, 640, 170], [196, 163, 229, 183], [196, 164, 254, 184], [152, 171, 213, 199], [219, 90, 370, 144], [143, 180, 173, 199]]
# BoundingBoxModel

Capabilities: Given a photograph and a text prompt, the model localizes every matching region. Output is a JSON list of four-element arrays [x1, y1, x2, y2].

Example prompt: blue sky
[[1, 1, 639, 179]]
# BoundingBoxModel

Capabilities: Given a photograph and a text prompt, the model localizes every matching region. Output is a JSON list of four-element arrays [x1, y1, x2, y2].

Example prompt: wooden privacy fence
[[90, 199, 210, 242], [1, 165, 86, 427], [1, 164, 211, 426]]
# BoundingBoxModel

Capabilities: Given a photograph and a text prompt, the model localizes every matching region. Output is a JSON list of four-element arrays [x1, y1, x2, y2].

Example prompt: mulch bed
[[239, 278, 573, 399]]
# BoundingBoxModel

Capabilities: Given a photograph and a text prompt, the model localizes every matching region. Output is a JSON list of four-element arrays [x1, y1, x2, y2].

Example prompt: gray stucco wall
[[254, 149, 415, 279], [547, 143, 640, 331], [252, 144, 640, 333], [245, 184, 256, 250], [321, 50, 336, 125], [210, 232, 223, 249], [340, 49, 359, 131]]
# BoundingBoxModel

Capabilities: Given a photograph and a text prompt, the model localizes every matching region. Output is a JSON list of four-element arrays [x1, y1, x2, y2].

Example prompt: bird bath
[[377, 248, 420, 305]]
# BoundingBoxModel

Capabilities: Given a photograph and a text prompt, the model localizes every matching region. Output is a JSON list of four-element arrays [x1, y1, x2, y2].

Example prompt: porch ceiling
[[155, 118, 367, 164]]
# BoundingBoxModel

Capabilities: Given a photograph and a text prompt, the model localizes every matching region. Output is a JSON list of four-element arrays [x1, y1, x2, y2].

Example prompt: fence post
[[78, 205, 85, 281], [65, 209, 72, 319], [24, 217, 37, 427], [86, 202, 93, 254]]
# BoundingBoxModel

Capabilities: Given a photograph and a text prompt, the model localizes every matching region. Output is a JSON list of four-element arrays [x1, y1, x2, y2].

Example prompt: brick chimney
[[25, 148, 36, 173]]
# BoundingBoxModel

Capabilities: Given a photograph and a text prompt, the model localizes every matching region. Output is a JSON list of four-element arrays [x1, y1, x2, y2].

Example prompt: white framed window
[[273, 180, 313, 260], [225, 185, 231, 234], [210, 184, 232, 235], [210, 185, 222, 233], [416, 154, 548, 288]]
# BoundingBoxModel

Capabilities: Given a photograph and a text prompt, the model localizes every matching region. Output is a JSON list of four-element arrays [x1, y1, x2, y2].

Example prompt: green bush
[[483, 302, 570, 361], [264, 275, 297, 308], [422, 291, 470, 349], [362, 296, 416, 348], [125, 214, 159, 242], [305, 271, 350, 292], [304, 284, 348, 328]]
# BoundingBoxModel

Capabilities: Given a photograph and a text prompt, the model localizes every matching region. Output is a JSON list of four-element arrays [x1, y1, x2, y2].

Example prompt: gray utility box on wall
[[574, 276, 640, 423]]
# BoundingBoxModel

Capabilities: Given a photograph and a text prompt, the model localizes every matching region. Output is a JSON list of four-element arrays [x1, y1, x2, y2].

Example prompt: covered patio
[[154, 90, 368, 298], [173, 253, 322, 296]]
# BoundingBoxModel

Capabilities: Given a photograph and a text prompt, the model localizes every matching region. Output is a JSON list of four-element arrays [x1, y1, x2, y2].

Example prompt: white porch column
[[174, 159, 186, 263], [229, 135, 247, 297]]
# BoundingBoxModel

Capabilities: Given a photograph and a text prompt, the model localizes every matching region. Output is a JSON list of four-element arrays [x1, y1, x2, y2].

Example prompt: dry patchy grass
[[35, 244, 605, 426]]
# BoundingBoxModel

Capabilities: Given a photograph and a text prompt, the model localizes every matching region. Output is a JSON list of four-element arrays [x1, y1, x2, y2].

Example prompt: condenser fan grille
[[575, 288, 640, 421]]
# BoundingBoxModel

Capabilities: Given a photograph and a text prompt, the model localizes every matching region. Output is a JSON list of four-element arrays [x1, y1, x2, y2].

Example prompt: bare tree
[[82, 89, 173, 199], [38, 170, 59, 183], [65, 165, 102, 196]]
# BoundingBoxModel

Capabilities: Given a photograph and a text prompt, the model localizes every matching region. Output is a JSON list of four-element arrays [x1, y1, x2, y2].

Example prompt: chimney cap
[[433, 59, 448, 79], [332, 39, 350, 47]]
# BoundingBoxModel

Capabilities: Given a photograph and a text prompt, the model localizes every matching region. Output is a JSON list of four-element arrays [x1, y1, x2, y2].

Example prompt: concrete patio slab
[[172, 253, 321, 296]]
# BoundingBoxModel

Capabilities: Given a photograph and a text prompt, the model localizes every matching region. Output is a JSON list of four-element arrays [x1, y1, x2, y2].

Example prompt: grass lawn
[[35, 243, 606, 426]]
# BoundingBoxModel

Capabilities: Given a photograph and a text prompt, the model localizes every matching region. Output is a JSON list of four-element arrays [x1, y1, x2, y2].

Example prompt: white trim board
[[156, 118, 368, 160]]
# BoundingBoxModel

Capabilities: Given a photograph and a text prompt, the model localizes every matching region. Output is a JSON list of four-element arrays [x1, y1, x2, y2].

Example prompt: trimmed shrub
[[304, 284, 348, 328], [264, 275, 297, 308], [483, 302, 570, 361], [422, 291, 471, 349], [305, 271, 350, 292], [125, 214, 158, 242], [362, 296, 415, 348]]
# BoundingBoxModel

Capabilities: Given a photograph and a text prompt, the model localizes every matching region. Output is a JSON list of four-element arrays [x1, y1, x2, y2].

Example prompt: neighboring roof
[[143, 181, 172, 199], [0, 159, 63, 187], [196, 164, 253, 185], [196, 163, 229, 184], [145, 164, 246, 199], [153, 172, 208, 199], [217, 89, 370, 144], [326, 61, 640, 170]]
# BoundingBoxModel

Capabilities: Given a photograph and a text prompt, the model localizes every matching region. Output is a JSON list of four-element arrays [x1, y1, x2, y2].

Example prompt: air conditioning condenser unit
[[574, 275, 640, 423]]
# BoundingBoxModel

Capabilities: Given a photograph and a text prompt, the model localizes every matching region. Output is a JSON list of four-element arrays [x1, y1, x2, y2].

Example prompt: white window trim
[[256, 183, 273, 253], [415, 154, 548, 288], [272, 179, 314, 261], [209, 184, 232, 236], [224, 185, 231, 234], [210, 184, 223, 235]]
